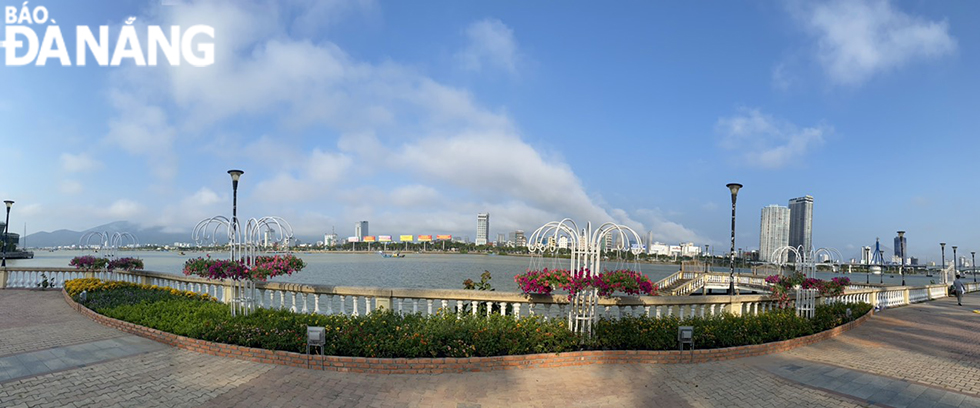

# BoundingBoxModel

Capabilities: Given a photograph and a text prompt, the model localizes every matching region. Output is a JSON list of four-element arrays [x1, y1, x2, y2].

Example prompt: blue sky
[[1, 0, 978, 262]]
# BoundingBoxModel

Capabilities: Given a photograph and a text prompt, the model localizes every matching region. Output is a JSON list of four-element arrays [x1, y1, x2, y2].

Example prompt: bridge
[[654, 270, 776, 295]]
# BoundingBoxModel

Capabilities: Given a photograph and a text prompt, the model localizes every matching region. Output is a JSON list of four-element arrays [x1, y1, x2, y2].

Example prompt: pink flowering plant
[[766, 273, 851, 307], [249, 255, 306, 281], [107, 257, 144, 272], [183, 254, 305, 281], [514, 268, 657, 299], [70, 256, 109, 270]]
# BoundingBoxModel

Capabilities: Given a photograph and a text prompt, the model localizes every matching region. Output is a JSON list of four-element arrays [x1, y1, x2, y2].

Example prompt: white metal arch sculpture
[[192, 214, 295, 316], [770, 245, 844, 279], [526, 218, 644, 337], [79, 231, 139, 259]]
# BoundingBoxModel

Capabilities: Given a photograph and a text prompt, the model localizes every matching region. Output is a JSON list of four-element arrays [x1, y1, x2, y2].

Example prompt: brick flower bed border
[[63, 289, 873, 374]]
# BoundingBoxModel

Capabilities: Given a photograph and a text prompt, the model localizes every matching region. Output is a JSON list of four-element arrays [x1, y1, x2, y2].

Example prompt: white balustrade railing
[[2, 267, 976, 320]]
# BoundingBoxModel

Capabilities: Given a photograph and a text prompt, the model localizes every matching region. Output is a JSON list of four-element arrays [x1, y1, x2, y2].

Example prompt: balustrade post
[[902, 288, 910, 306], [375, 296, 392, 311], [222, 281, 234, 304], [728, 299, 743, 316], [0, 268, 7, 289]]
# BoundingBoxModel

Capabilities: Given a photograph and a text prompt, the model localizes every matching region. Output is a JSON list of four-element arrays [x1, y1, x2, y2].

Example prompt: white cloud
[[389, 185, 441, 208], [105, 199, 145, 219], [716, 108, 829, 169], [97, 1, 699, 243], [59, 180, 84, 195], [455, 18, 520, 74], [60, 153, 103, 173], [790, 0, 956, 85]]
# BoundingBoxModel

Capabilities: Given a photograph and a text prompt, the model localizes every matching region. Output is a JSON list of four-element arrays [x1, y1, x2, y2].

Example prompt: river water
[[7, 250, 949, 291]]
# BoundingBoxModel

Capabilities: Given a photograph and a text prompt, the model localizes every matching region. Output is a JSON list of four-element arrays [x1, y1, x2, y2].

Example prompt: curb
[[63, 289, 873, 374]]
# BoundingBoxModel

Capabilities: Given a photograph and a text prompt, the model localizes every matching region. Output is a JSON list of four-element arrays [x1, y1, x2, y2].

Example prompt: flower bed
[[514, 268, 657, 297], [183, 254, 306, 281], [70, 255, 109, 270], [67, 278, 870, 359], [766, 273, 850, 307], [107, 257, 144, 271]]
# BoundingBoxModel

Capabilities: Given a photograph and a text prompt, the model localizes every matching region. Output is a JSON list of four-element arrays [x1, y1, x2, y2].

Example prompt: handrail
[[2, 266, 976, 320]]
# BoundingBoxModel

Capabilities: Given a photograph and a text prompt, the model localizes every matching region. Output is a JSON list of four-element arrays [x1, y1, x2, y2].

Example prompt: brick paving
[[1, 289, 979, 407]]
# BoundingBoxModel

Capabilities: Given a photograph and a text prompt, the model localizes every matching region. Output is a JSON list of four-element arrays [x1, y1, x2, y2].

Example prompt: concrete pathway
[[1, 289, 979, 407]]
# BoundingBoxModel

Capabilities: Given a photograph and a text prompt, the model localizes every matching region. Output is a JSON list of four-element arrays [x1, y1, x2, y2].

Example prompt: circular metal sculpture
[[526, 218, 644, 337]]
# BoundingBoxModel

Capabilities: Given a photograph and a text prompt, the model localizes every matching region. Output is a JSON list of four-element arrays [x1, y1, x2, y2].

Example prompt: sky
[[2, 0, 979, 263]]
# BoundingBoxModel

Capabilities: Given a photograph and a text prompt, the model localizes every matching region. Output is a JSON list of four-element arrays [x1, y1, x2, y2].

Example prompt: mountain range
[[23, 221, 321, 248]]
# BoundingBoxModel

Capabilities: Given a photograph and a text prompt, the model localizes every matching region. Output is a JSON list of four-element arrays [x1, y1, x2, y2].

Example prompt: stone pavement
[[1, 290, 979, 408]]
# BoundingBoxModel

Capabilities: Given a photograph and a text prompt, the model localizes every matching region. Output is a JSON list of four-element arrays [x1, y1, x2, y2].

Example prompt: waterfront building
[[355, 221, 368, 240], [893, 234, 907, 264], [861, 246, 872, 265], [788, 195, 814, 261], [496, 233, 506, 246], [558, 236, 569, 250], [476, 213, 489, 246], [323, 233, 338, 247], [759, 205, 790, 263], [511, 230, 526, 247], [648, 242, 670, 256]]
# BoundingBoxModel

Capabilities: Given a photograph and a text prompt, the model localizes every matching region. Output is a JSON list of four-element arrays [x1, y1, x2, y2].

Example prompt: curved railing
[[3, 267, 977, 320]]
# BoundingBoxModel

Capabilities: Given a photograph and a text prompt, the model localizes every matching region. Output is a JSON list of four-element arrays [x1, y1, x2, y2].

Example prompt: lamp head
[[3, 200, 12, 209], [897, 230, 904, 237], [726, 183, 742, 196], [227, 170, 244, 182]]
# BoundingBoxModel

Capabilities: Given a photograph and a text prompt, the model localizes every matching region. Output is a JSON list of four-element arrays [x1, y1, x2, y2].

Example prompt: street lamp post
[[726, 183, 742, 296], [897, 231, 905, 286], [228, 170, 244, 258], [953, 246, 958, 283], [1, 200, 12, 267], [973, 251, 977, 283], [940, 243, 946, 285], [704, 244, 709, 273]]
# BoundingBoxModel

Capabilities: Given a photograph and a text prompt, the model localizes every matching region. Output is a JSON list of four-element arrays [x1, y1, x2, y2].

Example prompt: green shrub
[[592, 302, 871, 350], [73, 280, 871, 357]]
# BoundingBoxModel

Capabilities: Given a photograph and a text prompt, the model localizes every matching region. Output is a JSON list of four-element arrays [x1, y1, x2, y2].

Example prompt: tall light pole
[[704, 244, 709, 273], [953, 246, 958, 284], [973, 251, 977, 283], [940, 243, 946, 285], [726, 183, 742, 296], [228, 170, 244, 259], [1, 200, 12, 267], [897, 231, 905, 286]]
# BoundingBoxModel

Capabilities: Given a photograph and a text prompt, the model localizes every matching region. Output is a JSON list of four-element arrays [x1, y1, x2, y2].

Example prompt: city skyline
[[4, 1, 980, 263]]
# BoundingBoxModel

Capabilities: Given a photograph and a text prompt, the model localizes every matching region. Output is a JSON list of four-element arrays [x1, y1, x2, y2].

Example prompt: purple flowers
[[765, 273, 851, 308], [107, 257, 144, 272], [183, 254, 306, 281], [514, 268, 658, 298], [70, 256, 109, 270]]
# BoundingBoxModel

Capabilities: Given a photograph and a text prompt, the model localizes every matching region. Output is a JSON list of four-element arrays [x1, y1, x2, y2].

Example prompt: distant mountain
[[25, 221, 191, 248], [24, 221, 322, 248]]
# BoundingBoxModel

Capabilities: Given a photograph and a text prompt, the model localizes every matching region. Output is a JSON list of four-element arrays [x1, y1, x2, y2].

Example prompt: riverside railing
[[3, 267, 978, 320]]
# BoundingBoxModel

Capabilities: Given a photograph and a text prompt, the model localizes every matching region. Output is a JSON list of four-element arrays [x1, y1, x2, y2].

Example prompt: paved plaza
[[1, 290, 979, 407]]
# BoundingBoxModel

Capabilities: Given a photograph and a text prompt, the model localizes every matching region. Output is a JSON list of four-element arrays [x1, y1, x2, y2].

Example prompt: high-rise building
[[476, 213, 490, 245], [354, 221, 368, 240], [893, 234, 907, 262], [759, 205, 790, 263], [496, 233, 506, 246], [788, 195, 814, 261], [511, 230, 526, 247], [861, 246, 872, 265]]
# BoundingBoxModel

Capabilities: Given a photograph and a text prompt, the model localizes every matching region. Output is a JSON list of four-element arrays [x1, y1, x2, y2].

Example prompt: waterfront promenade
[[1, 290, 979, 407]]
